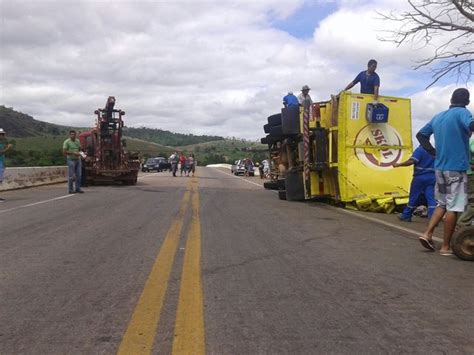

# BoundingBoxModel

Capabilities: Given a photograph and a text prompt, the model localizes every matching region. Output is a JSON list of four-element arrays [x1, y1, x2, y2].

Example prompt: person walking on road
[[187, 153, 196, 177], [63, 130, 84, 194], [0, 128, 13, 202], [457, 137, 474, 227], [169, 151, 179, 177], [179, 152, 187, 177], [416, 88, 473, 255], [392, 146, 436, 221]]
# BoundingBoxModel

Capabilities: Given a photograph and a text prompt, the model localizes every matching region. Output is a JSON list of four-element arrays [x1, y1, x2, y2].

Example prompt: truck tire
[[263, 123, 271, 133], [269, 125, 283, 136], [451, 227, 474, 261], [261, 136, 269, 145], [281, 105, 300, 135], [278, 190, 287, 200], [285, 172, 305, 201], [263, 181, 278, 190], [267, 113, 282, 126]]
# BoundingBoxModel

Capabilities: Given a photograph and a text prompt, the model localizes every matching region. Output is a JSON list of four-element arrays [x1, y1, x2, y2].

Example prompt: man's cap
[[302, 85, 310, 91], [288, 91, 293, 95], [0, 128, 5, 134]]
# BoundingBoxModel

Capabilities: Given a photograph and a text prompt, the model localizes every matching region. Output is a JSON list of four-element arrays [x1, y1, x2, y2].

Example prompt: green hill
[[0, 105, 74, 137], [123, 126, 224, 147]]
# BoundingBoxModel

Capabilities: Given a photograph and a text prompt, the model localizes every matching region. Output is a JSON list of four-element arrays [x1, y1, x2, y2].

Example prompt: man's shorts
[[0, 160, 4, 183], [435, 170, 468, 212]]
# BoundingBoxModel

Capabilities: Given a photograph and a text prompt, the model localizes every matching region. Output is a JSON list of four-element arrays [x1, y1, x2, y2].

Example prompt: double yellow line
[[117, 179, 205, 355]]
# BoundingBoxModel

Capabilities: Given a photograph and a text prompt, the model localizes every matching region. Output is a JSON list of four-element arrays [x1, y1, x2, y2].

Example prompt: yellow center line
[[172, 178, 206, 355], [117, 183, 192, 355]]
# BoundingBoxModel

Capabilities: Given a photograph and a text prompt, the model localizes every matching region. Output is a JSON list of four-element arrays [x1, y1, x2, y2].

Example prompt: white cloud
[[0, 0, 471, 141]]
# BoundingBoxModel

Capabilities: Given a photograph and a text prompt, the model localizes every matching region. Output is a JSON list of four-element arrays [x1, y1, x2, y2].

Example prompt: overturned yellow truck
[[261, 91, 413, 213]]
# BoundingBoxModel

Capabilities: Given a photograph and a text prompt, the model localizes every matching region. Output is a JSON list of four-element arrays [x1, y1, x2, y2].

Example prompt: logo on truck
[[353, 125, 403, 170]]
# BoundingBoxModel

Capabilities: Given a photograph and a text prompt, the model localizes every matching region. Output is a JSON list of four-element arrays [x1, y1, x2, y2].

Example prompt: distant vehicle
[[231, 159, 254, 176], [142, 158, 160, 172], [155, 157, 171, 172]]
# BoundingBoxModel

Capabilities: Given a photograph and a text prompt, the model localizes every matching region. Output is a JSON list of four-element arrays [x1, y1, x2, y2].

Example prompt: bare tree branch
[[377, 0, 473, 88]]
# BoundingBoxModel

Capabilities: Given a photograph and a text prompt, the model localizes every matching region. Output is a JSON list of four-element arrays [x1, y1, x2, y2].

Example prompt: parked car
[[142, 158, 160, 172], [155, 157, 171, 172], [231, 159, 254, 176]]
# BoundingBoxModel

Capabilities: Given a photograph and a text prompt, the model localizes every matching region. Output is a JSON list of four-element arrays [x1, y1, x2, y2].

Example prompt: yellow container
[[303, 91, 412, 212]]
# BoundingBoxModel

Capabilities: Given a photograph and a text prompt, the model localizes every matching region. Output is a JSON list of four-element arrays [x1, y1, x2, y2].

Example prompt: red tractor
[[79, 97, 140, 185]]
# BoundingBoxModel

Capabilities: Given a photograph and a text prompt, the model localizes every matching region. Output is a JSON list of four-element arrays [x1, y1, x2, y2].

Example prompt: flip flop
[[439, 250, 453, 256], [419, 236, 435, 251]]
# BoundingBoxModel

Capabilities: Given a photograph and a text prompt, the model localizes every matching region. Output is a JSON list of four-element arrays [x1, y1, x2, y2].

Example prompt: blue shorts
[[435, 170, 468, 212]]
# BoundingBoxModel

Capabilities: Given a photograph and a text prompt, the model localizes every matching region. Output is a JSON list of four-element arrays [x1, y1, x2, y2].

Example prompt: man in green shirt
[[0, 128, 13, 202], [63, 130, 84, 194]]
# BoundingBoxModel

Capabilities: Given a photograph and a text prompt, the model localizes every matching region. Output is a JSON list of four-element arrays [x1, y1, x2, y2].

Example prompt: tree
[[378, 0, 473, 87]]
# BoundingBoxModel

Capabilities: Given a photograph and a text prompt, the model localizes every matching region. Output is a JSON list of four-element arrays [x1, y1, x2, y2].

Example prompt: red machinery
[[79, 97, 139, 185]]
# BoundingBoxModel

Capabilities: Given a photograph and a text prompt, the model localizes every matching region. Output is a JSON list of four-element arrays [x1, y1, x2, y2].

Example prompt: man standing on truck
[[297, 85, 313, 105], [283, 91, 299, 108], [0, 128, 13, 202], [63, 130, 84, 194], [416, 88, 473, 255], [344, 59, 380, 102]]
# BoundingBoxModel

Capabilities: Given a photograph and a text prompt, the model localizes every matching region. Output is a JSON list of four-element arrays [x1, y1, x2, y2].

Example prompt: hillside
[[123, 126, 224, 147], [0, 105, 74, 137]]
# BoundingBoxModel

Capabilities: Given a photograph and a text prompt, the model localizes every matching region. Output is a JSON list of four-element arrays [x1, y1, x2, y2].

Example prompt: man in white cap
[[297, 85, 313, 105], [0, 128, 13, 202]]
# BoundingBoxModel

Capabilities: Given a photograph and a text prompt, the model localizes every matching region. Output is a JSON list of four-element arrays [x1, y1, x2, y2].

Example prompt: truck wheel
[[263, 123, 271, 133], [278, 190, 287, 200], [451, 227, 474, 261], [267, 113, 282, 126], [263, 181, 278, 190], [269, 125, 283, 136]]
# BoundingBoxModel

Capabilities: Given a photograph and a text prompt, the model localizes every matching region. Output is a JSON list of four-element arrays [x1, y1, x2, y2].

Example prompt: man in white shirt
[[297, 85, 313, 105]]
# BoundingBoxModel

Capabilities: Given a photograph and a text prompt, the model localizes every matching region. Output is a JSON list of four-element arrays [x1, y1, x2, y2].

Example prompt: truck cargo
[[261, 91, 413, 213], [79, 97, 140, 185]]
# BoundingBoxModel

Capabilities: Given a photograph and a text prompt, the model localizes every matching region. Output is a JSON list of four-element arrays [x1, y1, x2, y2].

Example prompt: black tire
[[261, 136, 269, 145], [278, 190, 287, 200], [269, 125, 283, 136], [263, 123, 271, 133], [451, 227, 474, 261], [263, 181, 278, 190], [267, 113, 282, 125]]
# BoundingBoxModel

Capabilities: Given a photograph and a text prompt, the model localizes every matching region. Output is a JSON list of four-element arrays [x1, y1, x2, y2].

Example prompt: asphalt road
[[0, 167, 473, 354]]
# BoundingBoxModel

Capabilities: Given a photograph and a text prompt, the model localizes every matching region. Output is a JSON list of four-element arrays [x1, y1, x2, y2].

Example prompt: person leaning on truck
[[344, 59, 380, 102], [0, 128, 13, 202], [416, 88, 473, 255], [392, 146, 436, 222], [63, 130, 84, 194]]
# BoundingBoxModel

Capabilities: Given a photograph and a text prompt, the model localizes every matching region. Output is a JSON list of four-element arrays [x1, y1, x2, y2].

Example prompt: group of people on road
[[169, 151, 196, 177]]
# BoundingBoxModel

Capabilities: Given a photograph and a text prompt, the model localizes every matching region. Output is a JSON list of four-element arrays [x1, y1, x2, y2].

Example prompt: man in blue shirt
[[344, 59, 380, 101], [393, 146, 436, 222], [282, 91, 299, 108], [416, 88, 473, 255]]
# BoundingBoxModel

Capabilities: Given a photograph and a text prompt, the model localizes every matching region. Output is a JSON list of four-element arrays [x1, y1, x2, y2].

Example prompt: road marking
[[117, 185, 192, 355], [0, 194, 75, 214], [212, 168, 265, 188], [138, 173, 159, 180], [172, 179, 205, 355], [332, 206, 443, 243]]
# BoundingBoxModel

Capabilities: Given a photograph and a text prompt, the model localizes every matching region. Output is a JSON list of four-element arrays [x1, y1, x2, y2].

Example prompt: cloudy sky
[[0, 0, 472, 140]]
